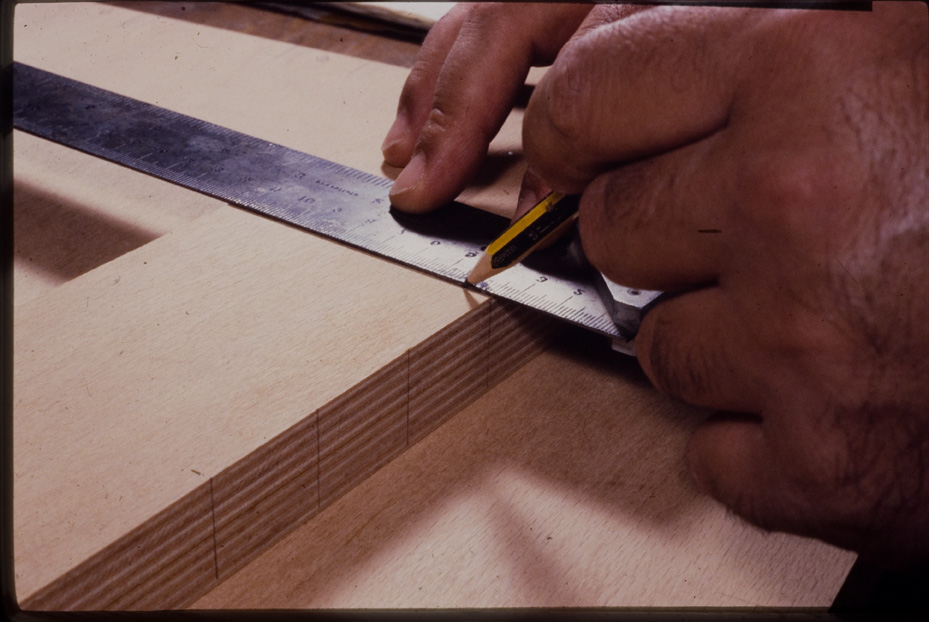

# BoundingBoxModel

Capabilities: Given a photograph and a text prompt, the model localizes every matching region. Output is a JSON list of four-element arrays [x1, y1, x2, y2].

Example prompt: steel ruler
[[12, 63, 658, 346]]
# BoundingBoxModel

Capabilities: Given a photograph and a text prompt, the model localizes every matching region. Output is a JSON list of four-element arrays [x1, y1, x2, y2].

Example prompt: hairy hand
[[524, 2, 929, 567], [383, 2, 592, 213]]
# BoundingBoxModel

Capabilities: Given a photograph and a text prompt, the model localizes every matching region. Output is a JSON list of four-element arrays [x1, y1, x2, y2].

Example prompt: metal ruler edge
[[12, 62, 645, 341]]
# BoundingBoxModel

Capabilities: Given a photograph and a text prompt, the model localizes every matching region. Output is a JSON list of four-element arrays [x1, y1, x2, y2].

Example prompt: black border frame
[[2, 1, 925, 621]]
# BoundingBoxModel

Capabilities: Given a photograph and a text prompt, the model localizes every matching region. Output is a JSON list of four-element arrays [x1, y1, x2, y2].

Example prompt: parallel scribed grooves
[[211, 414, 319, 580], [22, 482, 214, 610], [318, 355, 409, 506], [105, 535, 216, 610], [318, 356, 407, 454], [409, 305, 491, 443], [15, 63, 598, 613], [411, 358, 485, 427], [212, 415, 318, 528], [214, 465, 319, 581], [489, 301, 563, 381], [318, 416, 409, 508], [320, 396, 408, 469], [22, 300, 562, 611]]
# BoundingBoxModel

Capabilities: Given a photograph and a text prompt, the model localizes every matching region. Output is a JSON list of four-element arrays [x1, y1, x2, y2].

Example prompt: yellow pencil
[[466, 191, 580, 284]]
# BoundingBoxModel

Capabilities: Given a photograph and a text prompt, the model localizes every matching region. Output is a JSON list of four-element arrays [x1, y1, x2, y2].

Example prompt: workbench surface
[[12, 1, 857, 611]]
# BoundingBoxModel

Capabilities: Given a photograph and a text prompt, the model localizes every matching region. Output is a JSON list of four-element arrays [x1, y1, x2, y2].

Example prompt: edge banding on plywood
[[20, 482, 216, 610], [318, 354, 409, 509], [21, 300, 562, 610], [212, 414, 320, 582], [12, 2, 563, 609]]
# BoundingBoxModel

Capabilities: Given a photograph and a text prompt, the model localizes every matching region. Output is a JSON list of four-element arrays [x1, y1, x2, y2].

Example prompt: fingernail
[[389, 152, 426, 201], [514, 168, 551, 221], [381, 117, 410, 165]]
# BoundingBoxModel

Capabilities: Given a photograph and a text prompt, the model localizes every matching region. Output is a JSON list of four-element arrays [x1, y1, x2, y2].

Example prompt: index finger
[[388, 3, 592, 213], [523, 6, 746, 192]]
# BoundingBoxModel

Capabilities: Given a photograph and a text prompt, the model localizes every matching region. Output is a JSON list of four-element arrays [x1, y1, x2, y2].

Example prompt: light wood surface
[[195, 333, 856, 608], [13, 1, 856, 611], [12, 1, 547, 609]]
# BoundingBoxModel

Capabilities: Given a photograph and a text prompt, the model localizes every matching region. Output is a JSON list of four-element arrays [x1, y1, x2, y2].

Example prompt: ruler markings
[[12, 62, 632, 338]]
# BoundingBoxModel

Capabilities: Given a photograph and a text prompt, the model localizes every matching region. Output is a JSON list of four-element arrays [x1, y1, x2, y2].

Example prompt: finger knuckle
[[414, 105, 458, 152], [424, 104, 455, 134], [576, 181, 612, 271], [539, 50, 593, 150], [636, 311, 716, 402], [466, 2, 513, 23], [738, 149, 852, 236], [398, 64, 434, 107], [577, 166, 664, 285]]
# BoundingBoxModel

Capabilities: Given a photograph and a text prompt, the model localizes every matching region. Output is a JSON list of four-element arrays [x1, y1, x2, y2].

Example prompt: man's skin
[[382, 2, 928, 569]]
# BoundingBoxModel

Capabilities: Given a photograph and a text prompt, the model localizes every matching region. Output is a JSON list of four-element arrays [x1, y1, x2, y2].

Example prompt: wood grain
[[12, 1, 856, 612], [14, 197, 559, 608], [12, 4, 551, 607], [195, 332, 857, 608]]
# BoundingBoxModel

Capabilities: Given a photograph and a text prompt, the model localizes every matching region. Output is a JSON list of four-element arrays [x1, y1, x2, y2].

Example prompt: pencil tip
[[466, 252, 492, 285]]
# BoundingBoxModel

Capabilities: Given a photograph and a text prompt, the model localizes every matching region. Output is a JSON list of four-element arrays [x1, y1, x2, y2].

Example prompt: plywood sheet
[[13, 2, 549, 609], [12, 1, 857, 611], [195, 334, 857, 608], [12, 2, 524, 303]]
